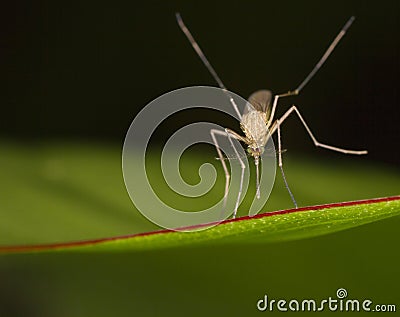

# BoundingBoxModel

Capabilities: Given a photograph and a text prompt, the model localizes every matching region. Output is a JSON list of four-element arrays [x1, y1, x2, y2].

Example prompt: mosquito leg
[[271, 105, 368, 155], [268, 93, 296, 127], [176, 13, 242, 119], [210, 128, 247, 218], [295, 16, 355, 93], [210, 129, 230, 214], [225, 129, 247, 218], [224, 129, 262, 201], [267, 16, 355, 126], [224, 128, 250, 144], [275, 119, 298, 208]]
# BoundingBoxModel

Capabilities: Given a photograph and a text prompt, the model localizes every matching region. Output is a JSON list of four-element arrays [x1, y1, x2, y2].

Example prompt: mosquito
[[176, 13, 367, 218]]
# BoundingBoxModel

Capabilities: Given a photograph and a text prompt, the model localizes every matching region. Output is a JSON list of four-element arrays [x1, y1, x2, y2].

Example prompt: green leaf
[[0, 140, 399, 253], [1, 141, 399, 317], [1, 196, 399, 253]]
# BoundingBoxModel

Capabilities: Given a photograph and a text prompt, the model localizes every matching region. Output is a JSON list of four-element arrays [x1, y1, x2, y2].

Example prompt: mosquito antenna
[[295, 16, 355, 94], [176, 13, 242, 119]]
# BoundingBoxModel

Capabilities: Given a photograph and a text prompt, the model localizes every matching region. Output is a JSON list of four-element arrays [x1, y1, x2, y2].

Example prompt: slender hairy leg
[[176, 13, 242, 119], [267, 16, 355, 127], [270, 104, 367, 207], [275, 119, 298, 208], [210, 128, 248, 218], [271, 105, 368, 155]]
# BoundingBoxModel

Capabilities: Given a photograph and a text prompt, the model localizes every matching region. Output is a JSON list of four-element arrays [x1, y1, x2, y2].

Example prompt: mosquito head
[[247, 146, 264, 159]]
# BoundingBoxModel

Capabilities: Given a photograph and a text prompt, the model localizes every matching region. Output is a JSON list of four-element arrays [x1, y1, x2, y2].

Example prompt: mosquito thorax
[[241, 110, 269, 149]]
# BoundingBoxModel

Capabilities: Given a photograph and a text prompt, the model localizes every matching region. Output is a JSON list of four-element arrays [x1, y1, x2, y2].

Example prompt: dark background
[[0, 0, 399, 166], [0, 3, 399, 317]]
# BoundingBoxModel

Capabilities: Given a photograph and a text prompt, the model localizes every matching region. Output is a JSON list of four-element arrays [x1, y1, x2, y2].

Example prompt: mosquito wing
[[244, 90, 272, 121]]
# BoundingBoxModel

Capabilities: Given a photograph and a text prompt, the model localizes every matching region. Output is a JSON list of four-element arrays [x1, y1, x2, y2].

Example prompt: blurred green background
[[0, 0, 399, 316]]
